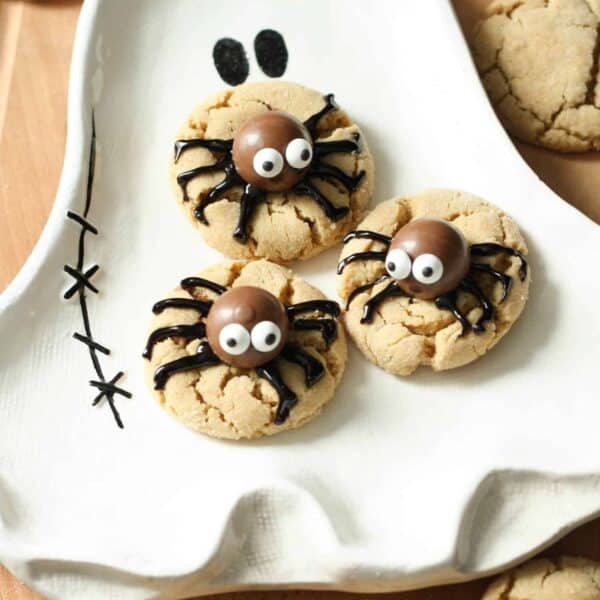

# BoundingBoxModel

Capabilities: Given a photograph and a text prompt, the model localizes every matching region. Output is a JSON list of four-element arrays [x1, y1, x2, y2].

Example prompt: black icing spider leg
[[286, 300, 341, 319], [286, 300, 340, 346], [194, 165, 244, 224], [143, 323, 206, 359], [177, 160, 231, 202], [343, 230, 391, 245], [233, 184, 266, 242], [470, 263, 512, 302], [292, 318, 338, 345], [281, 344, 325, 387], [308, 162, 365, 193], [314, 132, 362, 157], [345, 274, 390, 310], [303, 93, 337, 137], [180, 277, 227, 296], [470, 243, 528, 280], [256, 362, 297, 425], [153, 341, 220, 390], [337, 251, 387, 274], [360, 280, 406, 323], [435, 291, 471, 335], [174, 138, 233, 163], [459, 277, 494, 333], [291, 180, 349, 221], [152, 298, 213, 315]]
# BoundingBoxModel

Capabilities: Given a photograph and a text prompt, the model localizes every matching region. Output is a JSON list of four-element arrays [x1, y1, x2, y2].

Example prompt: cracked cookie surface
[[337, 190, 530, 376], [170, 81, 374, 262], [471, 0, 600, 152], [483, 556, 600, 599], [145, 260, 347, 440]]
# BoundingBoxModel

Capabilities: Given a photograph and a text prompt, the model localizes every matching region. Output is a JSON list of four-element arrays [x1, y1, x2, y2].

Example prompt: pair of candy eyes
[[386, 249, 444, 285], [253, 138, 313, 178], [218, 320, 282, 355]]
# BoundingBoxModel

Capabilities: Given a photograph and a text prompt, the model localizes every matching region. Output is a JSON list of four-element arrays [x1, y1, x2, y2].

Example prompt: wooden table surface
[[0, 1, 598, 599]]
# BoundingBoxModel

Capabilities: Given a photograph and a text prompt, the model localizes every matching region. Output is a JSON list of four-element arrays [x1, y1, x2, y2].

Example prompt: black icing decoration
[[254, 29, 288, 78], [64, 113, 130, 428], [213, 37, 250, 85]]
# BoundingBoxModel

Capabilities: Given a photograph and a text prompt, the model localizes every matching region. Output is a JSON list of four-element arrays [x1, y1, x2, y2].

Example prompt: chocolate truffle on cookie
[[144, 260, 347, 440], [231, 111, 312, 192], [384, 218, 470, 300], [205, 286, 289, 368], [170, 81, 374, 263], [337, 189, 531, 375]]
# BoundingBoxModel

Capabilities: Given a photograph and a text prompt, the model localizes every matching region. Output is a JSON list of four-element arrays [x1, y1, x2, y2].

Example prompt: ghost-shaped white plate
[[1, 1, 599, 598]]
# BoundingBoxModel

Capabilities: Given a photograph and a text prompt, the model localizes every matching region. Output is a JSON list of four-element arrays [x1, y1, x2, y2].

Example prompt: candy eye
[[412, 254, 444, 284], [218, 323, 250, 356], [253, 147, 284, 178], [285, 138, 313, 169], [385, 248, 412, 280], [251, 321, 282, 353]]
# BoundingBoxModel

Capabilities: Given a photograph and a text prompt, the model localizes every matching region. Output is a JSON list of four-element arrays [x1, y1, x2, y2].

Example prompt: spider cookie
[[143, 260, 346, 439], [337, 189, 530, 375], [170, 80, 374, 263]]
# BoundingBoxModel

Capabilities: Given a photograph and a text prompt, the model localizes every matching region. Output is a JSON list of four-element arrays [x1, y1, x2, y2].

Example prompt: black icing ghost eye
[[385, 249, 412, 280], [212, 38, 249, 86], [218, 323, 251, 355], [251, 321, 282, 352], [412, 254, 444, 284], [253, 148, 284, 178], [285, 138, 313, 169], [254, 29, 289, 78]]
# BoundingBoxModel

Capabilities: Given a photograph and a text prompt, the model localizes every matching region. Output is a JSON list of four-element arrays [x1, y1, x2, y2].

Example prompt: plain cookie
[[337, 189, 530, 376], [471, 0, 600, 152], [170, 80, 374, 262], [144, 260, 347, 440], [483, 557, 600, 600]]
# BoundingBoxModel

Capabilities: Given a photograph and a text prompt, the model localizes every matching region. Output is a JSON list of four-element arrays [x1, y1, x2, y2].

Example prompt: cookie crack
[[540, 558, 560, 587], [506, 1, 524, 19], [499, 569, 517, 600], [190, 379, 242, 435], [492, 62, 548, 126], [585, 23, 600, 105], [548, 123, 600, 143], [292, 204, 320, 246]]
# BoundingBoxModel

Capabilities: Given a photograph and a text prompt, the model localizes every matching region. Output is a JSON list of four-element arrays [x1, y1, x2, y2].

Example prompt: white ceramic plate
[[1, 1, 599, 598]]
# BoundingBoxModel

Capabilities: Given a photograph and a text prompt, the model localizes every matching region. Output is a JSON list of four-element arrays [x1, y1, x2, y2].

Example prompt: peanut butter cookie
[[144, 260, 346, 439], [472, 0, 600, 152]]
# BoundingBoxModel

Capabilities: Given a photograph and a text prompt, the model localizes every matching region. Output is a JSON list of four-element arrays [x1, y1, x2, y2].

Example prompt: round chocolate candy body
[[232, 111, 313, 192], [385, 218, 470, 300], [205, 286, 289, 368]]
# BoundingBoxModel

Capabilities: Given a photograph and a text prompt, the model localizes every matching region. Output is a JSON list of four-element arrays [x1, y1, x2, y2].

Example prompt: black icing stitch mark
[[63, 264, 99, 298], [254, 29, 288, 78], [64, 113, 129, 428], [213, 38, 249, 85]]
